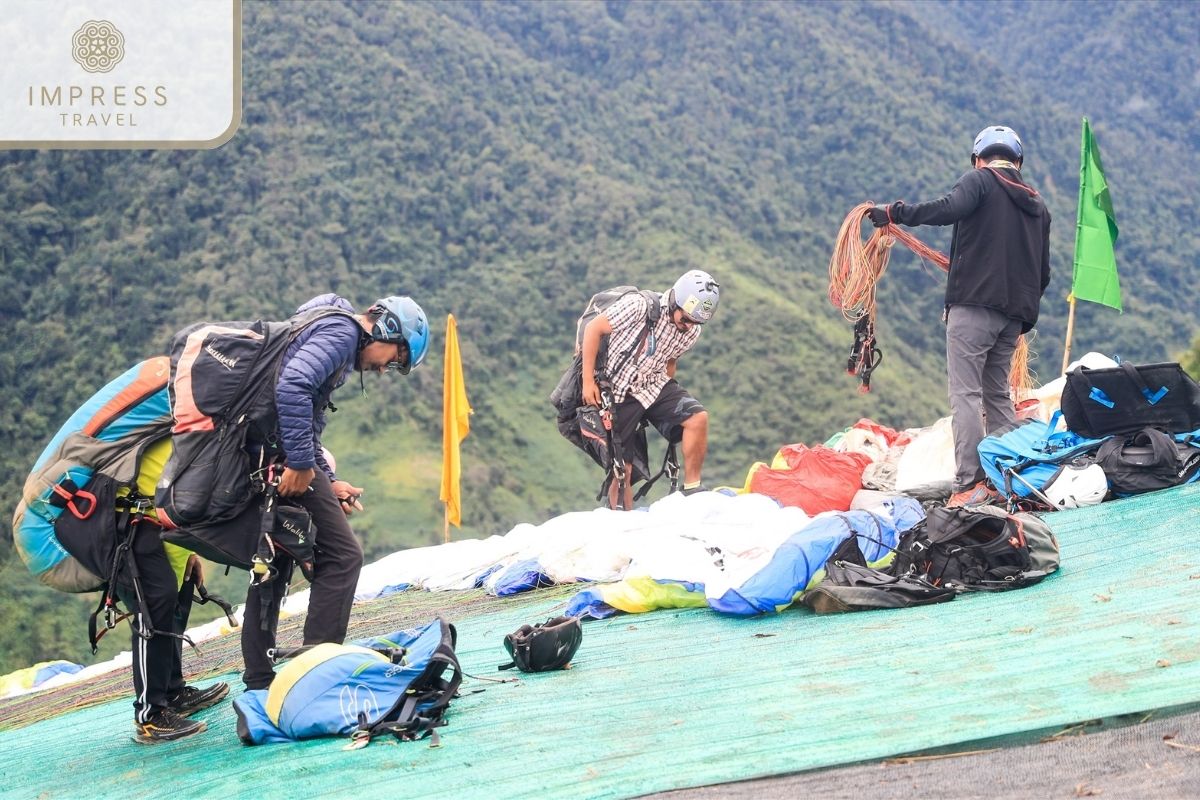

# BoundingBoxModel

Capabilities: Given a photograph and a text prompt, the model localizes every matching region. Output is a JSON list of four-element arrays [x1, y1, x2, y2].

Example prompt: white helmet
[[1042, 463, 1108, 509]]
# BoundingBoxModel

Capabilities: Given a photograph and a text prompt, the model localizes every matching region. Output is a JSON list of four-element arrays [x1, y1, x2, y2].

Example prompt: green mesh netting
[[2, 484, 1198, 800]]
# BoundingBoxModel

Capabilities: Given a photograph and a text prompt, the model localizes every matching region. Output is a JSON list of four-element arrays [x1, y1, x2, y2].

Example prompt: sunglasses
[[382, 340, 411, 374]]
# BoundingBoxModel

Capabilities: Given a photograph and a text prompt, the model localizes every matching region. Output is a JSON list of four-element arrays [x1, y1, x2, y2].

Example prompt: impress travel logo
[[72, 20, 125, 73], [0, 1, 242, 149]]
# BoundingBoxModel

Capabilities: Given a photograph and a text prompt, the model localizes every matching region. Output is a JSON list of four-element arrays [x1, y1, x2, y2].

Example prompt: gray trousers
[[946, 305, 1022, 490]]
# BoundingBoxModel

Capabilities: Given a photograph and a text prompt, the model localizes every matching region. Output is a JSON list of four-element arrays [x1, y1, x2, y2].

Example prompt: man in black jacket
[[869, 125, 1051, 507]]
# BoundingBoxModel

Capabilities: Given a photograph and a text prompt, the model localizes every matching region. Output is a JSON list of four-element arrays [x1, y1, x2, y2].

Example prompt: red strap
[[985, 167, 1039, 198], [50, 482, 97, 520]]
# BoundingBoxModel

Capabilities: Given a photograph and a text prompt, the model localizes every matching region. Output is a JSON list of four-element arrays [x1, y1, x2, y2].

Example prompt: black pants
[[113, 523, 188, 723], [240, 469, 364, 689]]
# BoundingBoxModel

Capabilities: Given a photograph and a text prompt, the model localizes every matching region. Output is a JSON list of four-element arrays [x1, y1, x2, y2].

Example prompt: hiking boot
[[680, 485, 709, 497], [134, 709, 207, 744], [166, 682, 230, 716], [947, 481, 1000, 508]]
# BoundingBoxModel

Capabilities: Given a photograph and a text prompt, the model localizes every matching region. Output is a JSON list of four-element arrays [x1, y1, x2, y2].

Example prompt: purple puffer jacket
[[276, 293, 362, 478]]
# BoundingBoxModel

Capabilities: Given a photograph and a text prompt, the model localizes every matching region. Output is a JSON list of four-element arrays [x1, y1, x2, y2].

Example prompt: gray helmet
[[669, 270, 720, 324]]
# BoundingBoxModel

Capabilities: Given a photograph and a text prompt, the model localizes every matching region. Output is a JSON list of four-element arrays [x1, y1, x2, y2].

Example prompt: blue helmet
[[972, 126, 1023, 163], [366, 296, 429, 374]]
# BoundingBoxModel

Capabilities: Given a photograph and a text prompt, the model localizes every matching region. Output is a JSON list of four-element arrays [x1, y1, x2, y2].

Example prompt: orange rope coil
[[827, 203, 1032, 396]]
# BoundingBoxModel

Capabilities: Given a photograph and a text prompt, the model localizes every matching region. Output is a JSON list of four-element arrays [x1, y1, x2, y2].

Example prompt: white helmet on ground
[[1042, 463, 1108, 509]]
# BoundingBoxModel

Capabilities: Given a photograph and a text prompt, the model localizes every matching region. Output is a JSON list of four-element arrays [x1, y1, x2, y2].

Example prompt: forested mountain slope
[[1, 0, 1195, 670]]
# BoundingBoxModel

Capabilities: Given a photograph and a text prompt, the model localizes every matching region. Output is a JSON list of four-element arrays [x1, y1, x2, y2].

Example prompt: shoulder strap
[[1119, 362, 1170, 405], [288, 306, 360, 342], [275, 307, 363, 382], [605, 293, 659, 379]]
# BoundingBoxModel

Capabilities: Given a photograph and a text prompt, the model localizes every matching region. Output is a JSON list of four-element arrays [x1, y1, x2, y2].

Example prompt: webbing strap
[[89, 502, 198, 654], [597, 295, 657, 387], [1119, 361, 1169, 405], [633, 440, 680, 501]]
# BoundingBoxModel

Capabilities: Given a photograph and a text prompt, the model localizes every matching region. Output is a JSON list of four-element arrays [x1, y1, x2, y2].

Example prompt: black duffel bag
[[1061, 362, 1200, 439], [1095, 427, 1200, 497]]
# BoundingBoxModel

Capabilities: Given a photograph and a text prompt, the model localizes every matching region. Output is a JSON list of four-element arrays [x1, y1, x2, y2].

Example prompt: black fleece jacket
[[889, 166, 1051, 332]]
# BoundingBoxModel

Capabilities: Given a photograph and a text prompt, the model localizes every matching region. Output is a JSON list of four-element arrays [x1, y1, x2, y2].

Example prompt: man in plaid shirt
[[580, 270, 720, 509]]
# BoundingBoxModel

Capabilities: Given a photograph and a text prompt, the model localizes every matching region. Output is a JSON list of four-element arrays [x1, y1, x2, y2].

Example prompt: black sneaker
[[166, 682, 230, 716], [681, 485, 709, 496], [134, 709, 207, 744]]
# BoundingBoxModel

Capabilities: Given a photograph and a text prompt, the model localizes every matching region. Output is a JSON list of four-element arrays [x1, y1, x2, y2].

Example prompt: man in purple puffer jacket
[[241, 292, 430, 690]]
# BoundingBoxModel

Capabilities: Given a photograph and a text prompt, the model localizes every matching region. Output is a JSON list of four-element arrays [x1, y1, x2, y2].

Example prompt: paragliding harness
[[846, 315, 882, 393], [591, 389, 681, 510], [497, 615, 583, 673], [802, 535, 955, 614], [88, 491, 237, 654], [155, 306, 355, 531], [340, 627, 462, 749], [239, 461, 318, 634], [159, 449, 317, 636], [887, 505, 1059, 592], [247, 463, 317, 587], [551, 287, 679, 508]]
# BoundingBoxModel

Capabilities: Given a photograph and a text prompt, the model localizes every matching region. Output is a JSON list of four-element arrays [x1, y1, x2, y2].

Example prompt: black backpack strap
[[1119, 361, 1169, 405], [598, 388, 629, 510], [1131, 427, 1180, 464], [194, 583, 239, 628], [90, 498, 198, 654], [633, 440, 680, 501], [599, 294, 658, 383], [365, 621, 462, 746], [90, 501, 141, 652]]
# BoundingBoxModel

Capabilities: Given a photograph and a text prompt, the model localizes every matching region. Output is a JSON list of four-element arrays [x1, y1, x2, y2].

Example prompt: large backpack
[[234, 618, 462, 746], [548, 286, 662, 419], [155, 307, 355, 530], [978, 412, 1109, 501], [1094, 427, 1200, 497], [889, 505, 1059, 591], [12, 358, 173, 592]]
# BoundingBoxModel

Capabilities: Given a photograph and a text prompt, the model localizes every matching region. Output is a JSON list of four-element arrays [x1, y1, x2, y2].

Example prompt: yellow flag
[[440, 314, 472, 530]]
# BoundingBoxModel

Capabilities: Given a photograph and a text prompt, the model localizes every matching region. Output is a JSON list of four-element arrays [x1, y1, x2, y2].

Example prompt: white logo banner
[[0, 0, 240, 148]]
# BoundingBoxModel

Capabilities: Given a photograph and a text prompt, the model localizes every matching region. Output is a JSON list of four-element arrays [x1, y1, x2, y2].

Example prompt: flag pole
[[1062, 293, 1077, 375], [444, 505, 450, 544], [1063, 117, 1088, 377]]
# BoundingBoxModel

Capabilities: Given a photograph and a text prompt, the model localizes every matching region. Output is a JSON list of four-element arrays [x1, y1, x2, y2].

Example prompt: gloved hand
[[867, 205, 892, 228]]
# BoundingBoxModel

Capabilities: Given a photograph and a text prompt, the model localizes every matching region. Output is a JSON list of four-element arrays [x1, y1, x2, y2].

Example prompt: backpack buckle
[[343, 729, 372, 751], [250, 552, 277, 586]]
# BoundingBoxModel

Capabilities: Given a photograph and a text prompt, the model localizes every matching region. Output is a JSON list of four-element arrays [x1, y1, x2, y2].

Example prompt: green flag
[[1071, 117, 1122, 311]]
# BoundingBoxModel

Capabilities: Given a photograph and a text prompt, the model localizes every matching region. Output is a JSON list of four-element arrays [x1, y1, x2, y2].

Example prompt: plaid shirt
[[602, 294, 701, 407]]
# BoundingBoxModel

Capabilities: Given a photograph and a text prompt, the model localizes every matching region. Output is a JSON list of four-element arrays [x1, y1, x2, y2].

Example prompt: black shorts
[[612, 379, 705, 456]]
